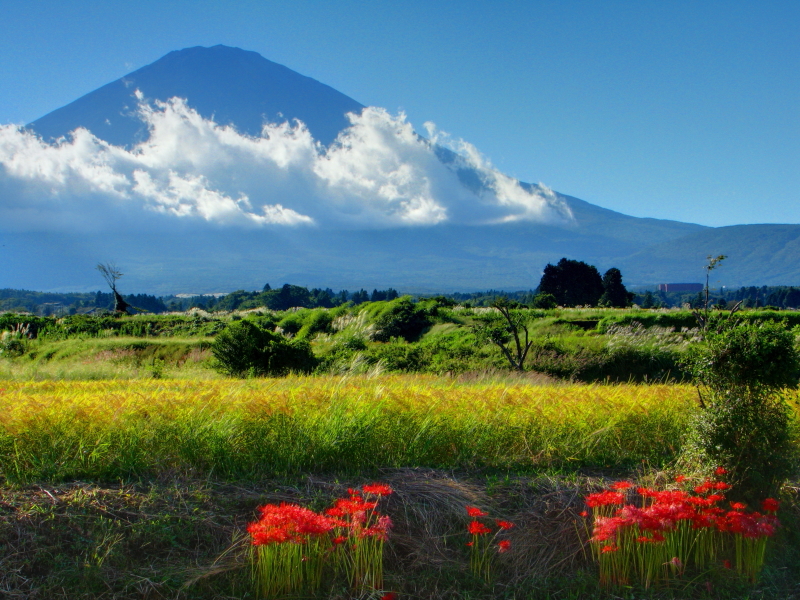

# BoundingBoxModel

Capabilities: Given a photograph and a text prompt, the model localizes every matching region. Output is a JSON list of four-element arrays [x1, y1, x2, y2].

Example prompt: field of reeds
[[1, 376, 799, 599], [0, 376, 703, 483]]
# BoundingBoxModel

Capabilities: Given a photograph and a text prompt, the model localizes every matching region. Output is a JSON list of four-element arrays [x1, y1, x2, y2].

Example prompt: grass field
[[0, 376, 701, 483], [1, 376, 798, 598]]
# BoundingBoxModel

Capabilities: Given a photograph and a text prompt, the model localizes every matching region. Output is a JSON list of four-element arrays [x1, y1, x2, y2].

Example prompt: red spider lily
[[248, 503, 335, 546], [585, 480, 783, 590], [762, 498, 780, 513], [720, 511, 778, 538], [675, 475, 688, 483], [466, 505, 488, 517], [362, 483, 394, 497], [360, 515, 393, 541], [381, 593, 397, 600], [723, 559, 732, 569], [330, 496, 378, 515], [694, 480, 714, 494], [466, 541, 474, 547], [579, 511, 589, 517], [497, 540, 511, 553], [715, 467, 727, 476], [468, 520, 492, 535], [586, 491, 625, 507], [611, 481, 633, 490], [495, 520, 514, 530]]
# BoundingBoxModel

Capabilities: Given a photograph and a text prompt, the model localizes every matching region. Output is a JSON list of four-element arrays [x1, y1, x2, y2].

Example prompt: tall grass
[[0, 376, 707, 484], [0, 337, 214, 380]]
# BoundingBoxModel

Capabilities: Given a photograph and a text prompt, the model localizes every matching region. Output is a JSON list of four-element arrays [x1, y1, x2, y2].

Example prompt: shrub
[[211, 320, 316, 377], [531, 293, 558, 309], [684, 316, 800, 501], [371, 298, 431, 342]]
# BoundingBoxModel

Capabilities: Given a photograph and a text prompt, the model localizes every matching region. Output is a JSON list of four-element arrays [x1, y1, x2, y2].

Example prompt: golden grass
[[0, 376, 706, 483]]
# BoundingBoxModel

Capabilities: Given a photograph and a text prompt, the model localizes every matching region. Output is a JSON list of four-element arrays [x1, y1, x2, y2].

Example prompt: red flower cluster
[[587, 478, 780, 548], [466, 505, 488, 517], [468, 520, 492, 535], [585, 490, 625, 507], [247, 502, 336, 546], [248, 483, 394, 547], [464, 505, 513, 554], [327, 486, 393, 541]]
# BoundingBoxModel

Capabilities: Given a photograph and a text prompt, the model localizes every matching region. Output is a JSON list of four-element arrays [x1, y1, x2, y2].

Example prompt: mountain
[[4, 45, 799, 293], [29, 45, 364, 147]]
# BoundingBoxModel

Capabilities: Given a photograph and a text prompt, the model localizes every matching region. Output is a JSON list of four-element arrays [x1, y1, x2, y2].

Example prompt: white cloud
[[0, 95, 573, 233]]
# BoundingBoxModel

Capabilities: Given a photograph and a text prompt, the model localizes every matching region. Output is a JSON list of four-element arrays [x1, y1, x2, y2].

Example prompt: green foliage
[[688, 318, 800, 396], [531, 292, 557, 309], [599, 267, 633, 308], [473, 299, 533, 371], [370, 297, 432, 342], [276, 312, 305, 336], [314, 335, 368, 373], [370, 339, 424, 371], [685, 316, 800, 501], [0, 332, 27, 358], [295, 309, 333, 339], [211, 320, 316, 377], [538, 258, 604, 307], [526, 338, 686, 383]]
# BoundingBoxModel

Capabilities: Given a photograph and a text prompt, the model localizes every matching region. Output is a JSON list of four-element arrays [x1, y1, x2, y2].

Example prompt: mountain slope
[[618, 224, 800, 286], [29, 45, 364, 147]]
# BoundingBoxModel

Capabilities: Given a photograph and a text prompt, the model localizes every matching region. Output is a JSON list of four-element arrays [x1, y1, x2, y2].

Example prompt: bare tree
[[693, 255, 742, 332], [475, 297, 533, 371], [96, 262, 131, 314]]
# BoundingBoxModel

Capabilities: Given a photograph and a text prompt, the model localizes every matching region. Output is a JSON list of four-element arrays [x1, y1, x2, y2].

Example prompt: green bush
[[685, 317, 800, 501], [371, 298, 431, 342], [531, 293, 558, 309], [211, 320, 316, 377], [314, 335, 368, 373], [0, 334, 26, 358]]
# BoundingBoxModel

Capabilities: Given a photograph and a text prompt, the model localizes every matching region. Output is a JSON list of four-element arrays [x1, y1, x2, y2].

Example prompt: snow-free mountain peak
[[29, 45, 365, 147]]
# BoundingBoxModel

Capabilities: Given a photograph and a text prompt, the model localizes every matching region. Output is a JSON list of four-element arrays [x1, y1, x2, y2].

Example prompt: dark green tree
[[599, 268, 633, 308], [538, 258, 604, 307], [530, 292, 557, 309], [211, 319, 316, 377]]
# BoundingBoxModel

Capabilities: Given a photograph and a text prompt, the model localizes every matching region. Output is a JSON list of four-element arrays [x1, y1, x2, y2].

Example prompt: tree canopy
[[538, 258, 604, 307], [599, 268, 633, 308]]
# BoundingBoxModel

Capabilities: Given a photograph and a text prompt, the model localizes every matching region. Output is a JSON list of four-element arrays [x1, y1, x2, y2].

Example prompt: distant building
[[658, 283, 703, 293]]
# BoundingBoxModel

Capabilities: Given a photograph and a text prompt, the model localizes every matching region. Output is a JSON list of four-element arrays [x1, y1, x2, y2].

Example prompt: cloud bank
[[0, 94, 573, 233]]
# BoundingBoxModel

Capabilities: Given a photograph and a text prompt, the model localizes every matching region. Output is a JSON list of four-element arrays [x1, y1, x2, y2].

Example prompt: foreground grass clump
[[0, 377, 696, 483]]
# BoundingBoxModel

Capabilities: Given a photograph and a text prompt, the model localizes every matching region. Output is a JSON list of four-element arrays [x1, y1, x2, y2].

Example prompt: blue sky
[[1, 0, 797, 227]]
